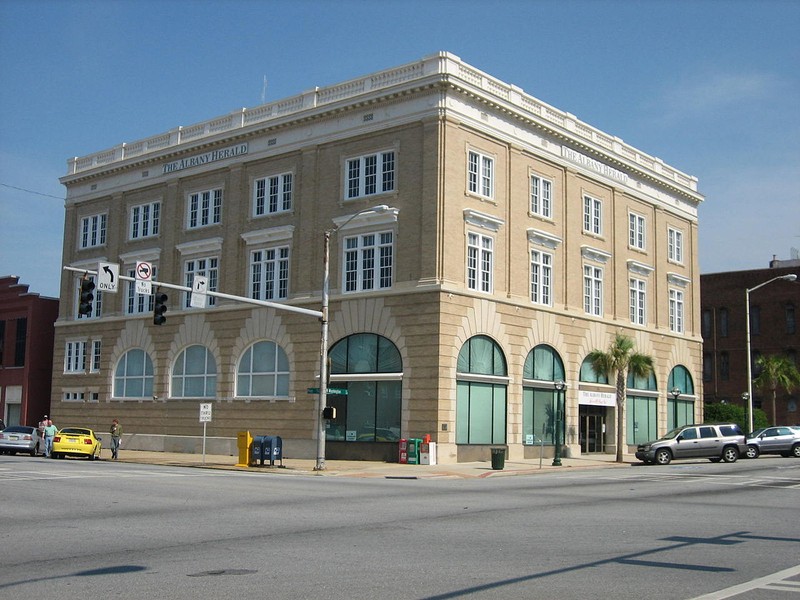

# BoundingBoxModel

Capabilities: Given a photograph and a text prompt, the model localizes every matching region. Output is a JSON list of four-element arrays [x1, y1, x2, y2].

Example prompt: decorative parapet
[[63, 51, 698, 196]]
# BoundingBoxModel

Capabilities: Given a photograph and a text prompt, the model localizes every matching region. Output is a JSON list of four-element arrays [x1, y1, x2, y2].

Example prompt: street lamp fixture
[[316, 204, 391, 471], [745, 273, 797, 433], [670, 387, 681, 428], [552, 379, 566, 467]]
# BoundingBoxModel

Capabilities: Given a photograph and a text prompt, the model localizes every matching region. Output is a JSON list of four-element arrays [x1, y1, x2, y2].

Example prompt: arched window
[[626, 370, 658, 445], [668, 365, 695, 429], [522, 345, 565, 446], [579, 356, 608, 384], [457, 336, 507, 445], [327, 334, 402, 442], [114, 349, 154, 398], [237, 341, 290, 398], [172, 345, 217, 398]]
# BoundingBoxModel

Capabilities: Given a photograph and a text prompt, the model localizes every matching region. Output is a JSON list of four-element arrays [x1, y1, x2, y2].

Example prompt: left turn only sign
[[96, 261, 119, 294]]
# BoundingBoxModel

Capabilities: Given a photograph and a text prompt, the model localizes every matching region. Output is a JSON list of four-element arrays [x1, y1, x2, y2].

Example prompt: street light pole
[[670, 387, 681, 429], [315, 205, 391, 471], [745, 273, 797, 433], [552, 379, 566, 467]]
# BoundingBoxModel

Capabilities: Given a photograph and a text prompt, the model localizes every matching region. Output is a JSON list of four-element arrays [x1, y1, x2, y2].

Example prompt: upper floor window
[[250, 246, 289, 301], [188, 189, 222, 229], [628, 212, 646, 250], [64, 340, 87, 373], [130, 202, 160, 240], [787, 303, 796, 334], [343, 231, 393, 293], [126, 267, 156, 314], [80, 214, 107, 249], [468, 150, 494, 199], [184, 257, 218, 308], [750, 305, 761, 336], [254, 173, 293, 216], [530, 174, 552, 218], [583, 195, 602, 235], [467, 232, 493, 293], [90, 340, 101, 373], [14, 318, 27, 367], [172, 345, 216, 398], [668, 227, 684, 263], [584, 265, 603, 316], [530, 249, 552, 305], [346, 151, 395, 199], [630, 277, 646, 325], [669, 288, 685, 333], [702, 309, 712, 339], [719, 308, 729, 337]]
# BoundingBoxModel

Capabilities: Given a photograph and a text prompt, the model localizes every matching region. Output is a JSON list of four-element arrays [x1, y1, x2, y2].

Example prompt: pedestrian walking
[[110, 419, 123, 460], [43, 419, 57, 458]]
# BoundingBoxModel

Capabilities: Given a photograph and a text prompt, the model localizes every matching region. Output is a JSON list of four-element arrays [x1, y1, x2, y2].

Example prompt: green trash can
[[491, 447, 505, 470]]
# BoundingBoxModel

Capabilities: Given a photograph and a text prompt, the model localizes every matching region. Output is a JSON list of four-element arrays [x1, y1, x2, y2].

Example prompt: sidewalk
[[109, 449, 631, 479]]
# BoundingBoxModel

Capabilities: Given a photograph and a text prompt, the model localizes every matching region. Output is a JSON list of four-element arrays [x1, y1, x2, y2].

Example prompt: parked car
[[635, 423, 747, 465], [52, 427, 102, 460], [0, 426, 40, 456], [744, 426, 800, 459]]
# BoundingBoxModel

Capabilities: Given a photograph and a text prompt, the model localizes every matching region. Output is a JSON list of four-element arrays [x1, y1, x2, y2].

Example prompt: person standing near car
[[43, 419, 57, 458], [110, 419, 122, 460]]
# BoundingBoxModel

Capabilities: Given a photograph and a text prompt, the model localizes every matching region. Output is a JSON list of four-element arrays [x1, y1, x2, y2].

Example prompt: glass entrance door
[[580, 406, 605, 453]]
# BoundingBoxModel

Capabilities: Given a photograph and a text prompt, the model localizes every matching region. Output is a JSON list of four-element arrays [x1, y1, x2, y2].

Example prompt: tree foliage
[[753, 354, 800, 425], [703, 402, 768, 433]]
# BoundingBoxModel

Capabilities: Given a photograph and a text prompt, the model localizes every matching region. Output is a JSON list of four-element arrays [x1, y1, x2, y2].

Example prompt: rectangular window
[[63, 391, 86, 402], [253, 173, 293, 216], [80, 214, 107, 249], [467, 232, 493, 293], [629, 278, 646, 325], [719, 308, 729, 337], [750, 305, 761, 336], [530, 174, 552, 218], [65, 341, 87, 373], [584, 265, 603, 316], [530, 250, 552, 305], [668, 227, 684, 263], [628, 212, 646, 250], [250, 246, 290, 300], [91, 340, 101, 373], [583, 195, 602, 235], [188, 189, 223, 228], [787, 305, 796, 334], [14, 317, 27, 366], [669, 288, 685, 333], [126, 267, 156, 314], [703, 353, 713, 382], [184, 257, 218, 307], [130, 202, 160, 240], [346, 151, 395, 199], [343, 231, 393, 293], [468, 150, 494, 198], [720, 351, 730, 381]]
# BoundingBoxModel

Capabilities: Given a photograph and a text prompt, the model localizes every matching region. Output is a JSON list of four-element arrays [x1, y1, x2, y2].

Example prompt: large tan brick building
[[54, 52, 703, 462]]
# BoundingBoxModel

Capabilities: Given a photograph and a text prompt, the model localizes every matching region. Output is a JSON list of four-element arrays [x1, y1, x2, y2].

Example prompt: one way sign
[[96, 261, 119, 293]]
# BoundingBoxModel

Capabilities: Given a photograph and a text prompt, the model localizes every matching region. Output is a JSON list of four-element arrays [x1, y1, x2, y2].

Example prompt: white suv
[[635, 423, 747, 465]]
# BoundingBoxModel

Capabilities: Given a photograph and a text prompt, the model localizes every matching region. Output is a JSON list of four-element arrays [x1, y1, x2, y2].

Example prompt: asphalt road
[[1, 454, 798, 599]]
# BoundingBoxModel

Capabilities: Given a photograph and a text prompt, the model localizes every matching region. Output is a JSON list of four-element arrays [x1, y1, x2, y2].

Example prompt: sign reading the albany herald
[[162, 143, 248, 175]]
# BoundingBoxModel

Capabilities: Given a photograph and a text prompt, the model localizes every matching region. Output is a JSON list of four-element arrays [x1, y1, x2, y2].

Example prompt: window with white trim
[[90, 340, 101, 373], [237, 341, 290, 398], [583, 195, 602, 235], [629, 212, 646, 250], [468, 150, 494, 199], [172, 345, 217, 398], [583, 265, 603, 316], [184, 257, 218, 307], [668, 227, 684, 263], [530, 249, 552, 305], [629, 277, 646, 325], [467, 232, 493, 293], [669, 288, 685, 333], [254, 173, 293, 216], [63, 392, 85, 402], [530, 174, 552, 218], [343, 231, 393, 293], [250, 246, 289, 300], [187, 189, 222, 229], [65, 341, 87, 373], [346, 151, 395, 199], [80, 214, 107, 249], [126, 267, 156, 314], [130, 201, 160, 240]]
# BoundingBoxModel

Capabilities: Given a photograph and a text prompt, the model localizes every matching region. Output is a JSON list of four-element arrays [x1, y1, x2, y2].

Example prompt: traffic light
[[78, 277, 95, 316], [153, 290, 168, 325], [322, 406, 336, 420]]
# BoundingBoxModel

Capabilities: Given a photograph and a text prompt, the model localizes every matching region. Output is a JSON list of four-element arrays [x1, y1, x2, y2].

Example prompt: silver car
[[635, 423, 747, 465], [0, 426, 40, 456], [744, 426, 800, 459]]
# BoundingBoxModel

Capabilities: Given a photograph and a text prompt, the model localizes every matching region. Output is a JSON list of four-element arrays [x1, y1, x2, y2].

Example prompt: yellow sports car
[[52, 427, 102, 460]]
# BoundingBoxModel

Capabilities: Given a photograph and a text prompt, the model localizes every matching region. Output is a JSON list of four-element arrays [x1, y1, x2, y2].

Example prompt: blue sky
[[1, 0, 798, 298]]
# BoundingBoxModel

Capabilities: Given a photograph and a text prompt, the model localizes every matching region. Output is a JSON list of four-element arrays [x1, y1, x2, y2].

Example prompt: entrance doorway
[[579, 405, 606, 453]]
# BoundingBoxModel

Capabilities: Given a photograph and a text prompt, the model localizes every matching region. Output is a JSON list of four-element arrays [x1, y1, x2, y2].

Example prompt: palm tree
[[588, 333, 654, 463], [753, 354, 800, 425]]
